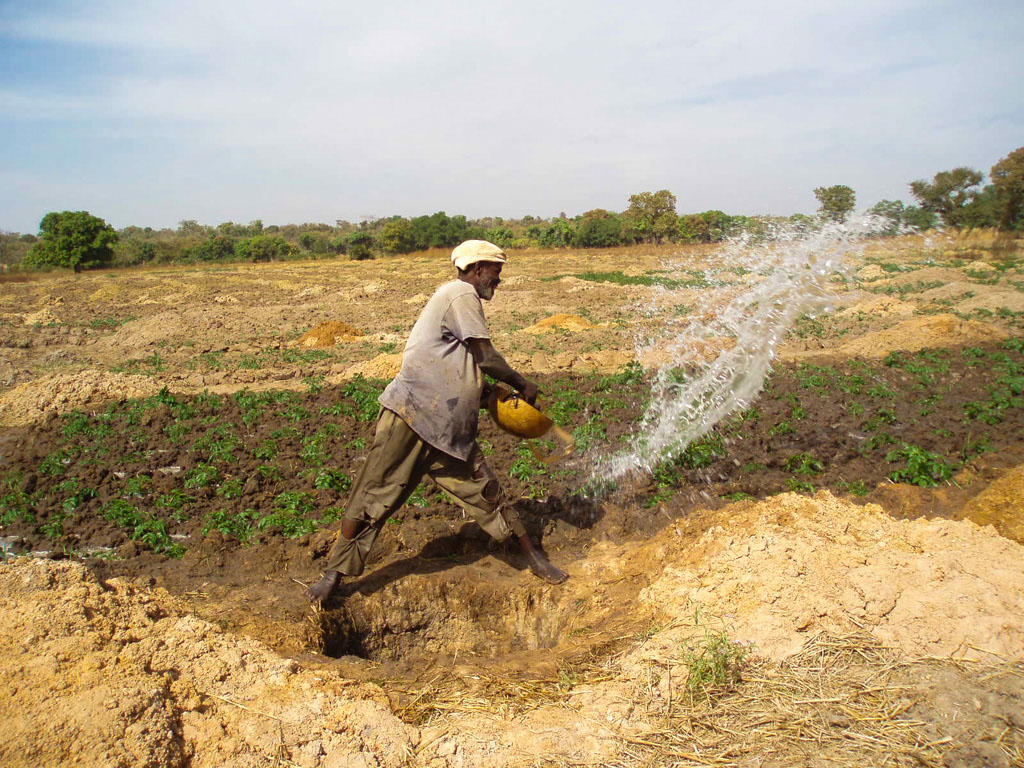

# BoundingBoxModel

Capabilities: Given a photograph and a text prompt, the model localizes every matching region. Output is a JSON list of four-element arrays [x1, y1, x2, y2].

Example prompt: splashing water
[[594, 214, 890, 483]]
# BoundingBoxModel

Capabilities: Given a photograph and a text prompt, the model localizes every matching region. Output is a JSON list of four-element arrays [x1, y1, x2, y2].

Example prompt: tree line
[[3, 146, 1021, 272]]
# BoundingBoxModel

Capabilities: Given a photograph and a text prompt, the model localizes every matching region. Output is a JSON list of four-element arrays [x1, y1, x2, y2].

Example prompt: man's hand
[[518, 379, 539, 405]]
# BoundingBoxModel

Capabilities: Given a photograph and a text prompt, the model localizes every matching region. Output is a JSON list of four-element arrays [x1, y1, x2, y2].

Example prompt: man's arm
[[467, 338, 539, 404]]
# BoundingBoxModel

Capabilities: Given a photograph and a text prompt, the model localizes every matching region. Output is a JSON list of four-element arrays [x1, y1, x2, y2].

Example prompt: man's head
[[452, 240, 506, 301]]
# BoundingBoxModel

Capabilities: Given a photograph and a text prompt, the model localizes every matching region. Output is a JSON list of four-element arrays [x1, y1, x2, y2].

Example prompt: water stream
[[595, 214, 891, 483]]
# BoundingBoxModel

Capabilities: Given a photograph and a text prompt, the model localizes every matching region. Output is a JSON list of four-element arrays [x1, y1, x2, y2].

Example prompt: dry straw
[[380, 630, 1022, 767]]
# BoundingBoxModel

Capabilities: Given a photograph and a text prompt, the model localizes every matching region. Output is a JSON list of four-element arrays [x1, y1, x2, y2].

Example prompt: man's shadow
[[323, 493, 606, 607]]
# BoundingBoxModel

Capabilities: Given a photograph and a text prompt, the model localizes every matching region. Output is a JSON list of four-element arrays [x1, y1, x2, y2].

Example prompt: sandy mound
[[917, 281, 979, 301], [957, 289, 1024, 314], [640, 492, 1024, 661], [855, 264, 886, 280], [0, 371, 161, 426], [0, 559, 411, 768], [964, 260, 996, 272], [960, 464, 1024, 544], [340, 353, 403, 381], [297, 321, 365, 348], [528, 349, 633, 374], [639, 336, 737, 369], [877, 267, 966, 287], [500, 275, 530, 287], [522, 313, 597, 334], [20, 307, 62, 325], [836, 295, 917, 318], [837, 314, 1008, 357]]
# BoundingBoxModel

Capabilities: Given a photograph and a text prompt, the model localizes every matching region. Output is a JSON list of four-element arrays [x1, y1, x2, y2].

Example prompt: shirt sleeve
[[444, 292, 491, 342]]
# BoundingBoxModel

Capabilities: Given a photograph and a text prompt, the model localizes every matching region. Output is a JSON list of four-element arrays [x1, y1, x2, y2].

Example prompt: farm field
[[2, 233, 1024, 767]]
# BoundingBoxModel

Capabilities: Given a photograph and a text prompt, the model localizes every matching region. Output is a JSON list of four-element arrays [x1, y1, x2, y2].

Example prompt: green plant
[[769, 420, 795, 436], [134, 518, 185, 557], [260, 491, 318, 537], [677, 433, 725, 469], [786, 478, 815, 493], [1, 472, 37, 525], [39, 449, 73, 476], [313, 469, 352, 493], [341, 375, 386, 422], [201, 508, 258, 542], [886, 444, 956, 487], [101, 499, 184, 556], [164, 422, 191, 444], [156, 490, 194, 519], [837, 479, 871, 497], [217, 478, 244, 500], [679, 610, 747, 701], [783, 453, 824, 476], [257, 464, 284, 482], [184, 462, 221, 489], [300, 430, 333, 467], [281, 404, 312, 422], [122, 475, 152, 499], [509, 444, 544, 482], [56, 478, 93, 516]]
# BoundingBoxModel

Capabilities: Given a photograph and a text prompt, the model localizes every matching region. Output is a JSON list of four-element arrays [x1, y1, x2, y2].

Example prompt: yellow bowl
[[487, 387, 554, 439]]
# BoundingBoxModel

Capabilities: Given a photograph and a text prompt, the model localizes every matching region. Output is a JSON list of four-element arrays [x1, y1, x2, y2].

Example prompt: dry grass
[[378, 630, 1023, 767]]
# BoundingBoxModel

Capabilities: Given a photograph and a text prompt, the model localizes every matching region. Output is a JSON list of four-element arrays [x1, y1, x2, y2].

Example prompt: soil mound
[[640, 492, 1024, 661], [855, 264, 886, 280], [917, 281, 978, 301], [959, 464, 1024, 544], [836, 295, 917, 318], [957, 289, 1024, 314], [837, 313, 1008, 357], [879, 267, 966, 287], [522, 313, 597, 334], [20, 307, 62, 325], [341, 353, 403, 380], [0, 371, 160, 426], [297, 321, 365, 348], [0, 558, 410, 768], [964, 259, 996, 272]]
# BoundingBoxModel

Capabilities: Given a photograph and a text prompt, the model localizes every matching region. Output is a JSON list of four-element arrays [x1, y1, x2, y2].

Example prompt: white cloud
[[1, 0, 1022, 231]]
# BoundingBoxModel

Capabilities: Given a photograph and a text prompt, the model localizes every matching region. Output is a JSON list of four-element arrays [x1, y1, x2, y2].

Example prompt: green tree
[[22, 211, 118, 272], [346, 231, 375, 260], [485, 227, 516, 248], [909, 167, 983, 228], [813, 185, 856, 223], [679, 210, 734, 243], [537, 218, 575, 247], [572, 209, 623, 248], [377, 218, 416, 255], [192, 235, 236, 261], [624, 190, 678, 243], [177, 219, 210, 238], [901, 206, 937, 231], [236, 235, 291, 262], [959, 185, 999, 229], [990, 147, 1024, 230], [868, 199, 905, 235]]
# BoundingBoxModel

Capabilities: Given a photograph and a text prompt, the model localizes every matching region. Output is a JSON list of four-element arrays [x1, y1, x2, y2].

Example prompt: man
[[306, 240, 569, 602]]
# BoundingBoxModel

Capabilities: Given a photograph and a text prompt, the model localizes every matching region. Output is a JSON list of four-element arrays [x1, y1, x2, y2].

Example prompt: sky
[[1, 0, 1022, 233]]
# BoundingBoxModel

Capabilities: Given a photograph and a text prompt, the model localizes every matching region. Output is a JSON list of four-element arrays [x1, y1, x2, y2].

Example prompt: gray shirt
[[378, 280, 490, 460]]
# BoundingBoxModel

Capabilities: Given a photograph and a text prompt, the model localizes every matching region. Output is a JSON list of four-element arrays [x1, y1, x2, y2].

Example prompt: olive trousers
[[323, 408, 526, 577]]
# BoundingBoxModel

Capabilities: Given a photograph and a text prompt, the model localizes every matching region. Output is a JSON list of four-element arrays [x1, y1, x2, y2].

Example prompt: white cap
[[451, 240, 507, 271]]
